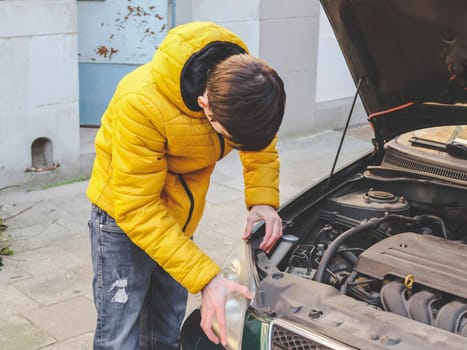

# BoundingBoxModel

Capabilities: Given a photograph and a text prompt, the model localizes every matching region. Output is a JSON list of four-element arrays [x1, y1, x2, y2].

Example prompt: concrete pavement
[[0, 126, 372, 349]]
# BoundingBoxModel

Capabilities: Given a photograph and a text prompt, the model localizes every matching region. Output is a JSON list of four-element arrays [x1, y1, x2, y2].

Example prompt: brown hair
[[206, 54, 286, 151]]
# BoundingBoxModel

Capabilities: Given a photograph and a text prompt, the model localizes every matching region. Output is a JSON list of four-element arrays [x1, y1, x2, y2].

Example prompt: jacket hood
[[151, 21, 248, 117], [320, 0, 467, 141]]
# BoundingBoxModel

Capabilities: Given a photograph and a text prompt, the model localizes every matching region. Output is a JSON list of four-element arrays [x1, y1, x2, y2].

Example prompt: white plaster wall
[[259, 0, 320, 136], [316, 7, 355, 102], [0, 0, 80, 188], [189, 0, 261, 55], [315, 6, 368, 128]]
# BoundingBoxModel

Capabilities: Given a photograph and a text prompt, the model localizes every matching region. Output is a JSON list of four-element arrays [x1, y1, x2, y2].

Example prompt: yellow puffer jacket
[[86, 22, 280, 294]]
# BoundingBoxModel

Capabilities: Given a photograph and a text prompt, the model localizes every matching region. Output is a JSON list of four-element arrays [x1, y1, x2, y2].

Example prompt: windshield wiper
[[409, 137, 467, 159]]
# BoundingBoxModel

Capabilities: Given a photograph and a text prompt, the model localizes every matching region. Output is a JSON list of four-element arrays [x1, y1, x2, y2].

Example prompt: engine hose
[[340, 270, 358, 294], [314, 214, 420, 283], [419, 215, 449, 239]]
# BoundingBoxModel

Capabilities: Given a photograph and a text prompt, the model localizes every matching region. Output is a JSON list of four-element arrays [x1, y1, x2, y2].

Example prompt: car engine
[[277, 177, 467, 337]]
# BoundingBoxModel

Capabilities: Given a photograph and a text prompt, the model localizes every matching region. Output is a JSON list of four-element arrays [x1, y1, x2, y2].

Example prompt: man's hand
[[200, 275, 254, 346], [242, 205, 282, 253]]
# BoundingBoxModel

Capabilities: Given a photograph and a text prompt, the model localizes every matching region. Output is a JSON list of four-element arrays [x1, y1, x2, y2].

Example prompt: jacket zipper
[[217, 133, 225, 160], [177, 135, 223, 232], [178, 174, 195, 232]]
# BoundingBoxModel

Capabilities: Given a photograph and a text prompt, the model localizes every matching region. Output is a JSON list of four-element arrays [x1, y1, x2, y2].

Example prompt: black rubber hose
[[314, 214, 419, 283], [340, 270, 358, 294]]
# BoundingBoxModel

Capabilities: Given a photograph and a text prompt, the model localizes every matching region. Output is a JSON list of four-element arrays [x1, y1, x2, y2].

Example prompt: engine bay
[[261, 171, 467, 338]]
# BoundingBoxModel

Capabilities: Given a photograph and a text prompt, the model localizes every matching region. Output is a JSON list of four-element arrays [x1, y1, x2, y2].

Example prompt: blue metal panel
[[78, 63, 137, 126], [78, 0, 171, 125]]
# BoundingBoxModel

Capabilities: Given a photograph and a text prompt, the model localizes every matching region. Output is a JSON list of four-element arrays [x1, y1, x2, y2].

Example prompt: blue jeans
[[89, 204, 188, 350]]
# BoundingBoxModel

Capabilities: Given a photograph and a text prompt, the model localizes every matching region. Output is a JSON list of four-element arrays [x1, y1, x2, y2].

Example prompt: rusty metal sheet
[[78, 0, 169, 64]]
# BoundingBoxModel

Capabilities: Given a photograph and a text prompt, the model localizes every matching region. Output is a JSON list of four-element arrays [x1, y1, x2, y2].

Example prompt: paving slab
[[0, 285, 39, 317], [5, 246, 85, 276], [11, 265, 92, 306], [6, 222, 77, 253], [0, 316, 54, 350], [42, 332, 94, 349], [194, 230, 237, 266], [53, 234, 92, 263], [196, 198, 249, 239], [23, 296, 96, 341], [0, 261, 31, 284], [206, 182, 244, 204]]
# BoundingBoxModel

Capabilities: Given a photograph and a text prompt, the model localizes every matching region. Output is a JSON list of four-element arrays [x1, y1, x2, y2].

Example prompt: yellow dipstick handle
[[404, 274, 414, 289]]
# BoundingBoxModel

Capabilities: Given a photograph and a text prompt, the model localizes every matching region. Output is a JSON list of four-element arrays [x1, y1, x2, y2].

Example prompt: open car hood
[[320, 0, 467, 142]]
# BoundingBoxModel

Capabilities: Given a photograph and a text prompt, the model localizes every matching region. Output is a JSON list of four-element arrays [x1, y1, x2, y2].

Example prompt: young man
[[87, 21, 286, 349]]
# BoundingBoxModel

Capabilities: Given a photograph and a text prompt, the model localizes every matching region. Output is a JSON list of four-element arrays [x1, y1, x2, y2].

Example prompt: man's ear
[[197, 94, 210, 110]]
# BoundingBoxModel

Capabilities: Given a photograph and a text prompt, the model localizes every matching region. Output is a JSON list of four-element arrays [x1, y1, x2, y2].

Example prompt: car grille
[[272, 325, 334, 350], [383, 150, 467, 184]]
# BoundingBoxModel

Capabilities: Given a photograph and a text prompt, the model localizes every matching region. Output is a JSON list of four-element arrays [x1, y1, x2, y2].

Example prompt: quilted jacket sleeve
[[239, 137, 280, 210], [111, 93, 220, 294]]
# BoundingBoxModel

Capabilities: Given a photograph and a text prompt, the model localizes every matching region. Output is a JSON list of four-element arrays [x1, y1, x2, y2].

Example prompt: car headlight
[[212, 240, 256, 350]]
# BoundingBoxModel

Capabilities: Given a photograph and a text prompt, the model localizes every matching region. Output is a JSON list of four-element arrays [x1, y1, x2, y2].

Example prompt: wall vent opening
[[30, 137, 54, 171]]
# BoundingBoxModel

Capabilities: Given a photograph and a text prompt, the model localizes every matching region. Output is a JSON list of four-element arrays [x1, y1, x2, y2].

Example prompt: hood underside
[[320, 0, 467, 140]]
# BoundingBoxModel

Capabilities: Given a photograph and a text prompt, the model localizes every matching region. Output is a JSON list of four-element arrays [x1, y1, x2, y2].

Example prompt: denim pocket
[[98, 210, 123, 235], [99, 222, 124, 237]]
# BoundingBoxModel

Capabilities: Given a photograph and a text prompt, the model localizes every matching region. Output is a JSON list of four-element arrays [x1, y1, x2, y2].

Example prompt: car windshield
[[398, 125, 467, 158]]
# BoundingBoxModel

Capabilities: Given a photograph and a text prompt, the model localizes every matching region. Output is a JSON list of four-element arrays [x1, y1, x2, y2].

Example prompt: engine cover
[[326, 189, 410, 221], [354, 232, 467, 299]]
